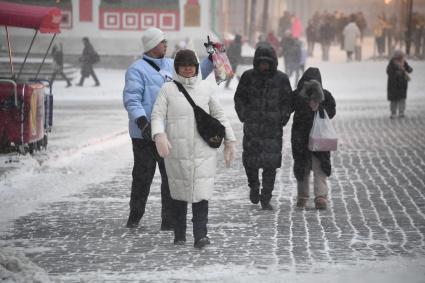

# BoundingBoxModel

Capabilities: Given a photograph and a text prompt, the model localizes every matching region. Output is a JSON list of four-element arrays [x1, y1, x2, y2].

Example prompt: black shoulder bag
[[173, 81, 225, 148], [143, 57, 225, 148]]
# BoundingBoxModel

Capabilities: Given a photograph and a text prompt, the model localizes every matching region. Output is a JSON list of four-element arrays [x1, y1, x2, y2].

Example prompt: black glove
[[136, 116, 152, 141]]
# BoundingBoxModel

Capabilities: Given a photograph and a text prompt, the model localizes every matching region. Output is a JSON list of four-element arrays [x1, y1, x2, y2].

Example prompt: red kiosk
[[0, 1, 61, 154]]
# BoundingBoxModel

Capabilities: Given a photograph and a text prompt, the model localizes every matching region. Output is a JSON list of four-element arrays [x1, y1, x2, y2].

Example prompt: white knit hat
[[142, 27, 166, 52]]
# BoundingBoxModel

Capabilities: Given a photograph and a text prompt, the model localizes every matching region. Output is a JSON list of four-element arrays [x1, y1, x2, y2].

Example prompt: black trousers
[[51, 70, 72, 86], [172, 199, 208, 242], [245, 167, 276, 202], [128, 138, 173, 225], [79, 64, 100, 85]]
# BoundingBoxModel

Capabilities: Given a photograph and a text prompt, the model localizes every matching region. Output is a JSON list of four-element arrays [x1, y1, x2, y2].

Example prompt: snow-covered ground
[[1, 38, 425, 282]]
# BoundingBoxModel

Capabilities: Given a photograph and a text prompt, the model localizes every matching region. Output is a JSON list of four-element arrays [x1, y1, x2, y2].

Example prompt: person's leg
[[296, 169, 310, 208], [260, 167, 277, 210], [324, 44, 330, 61], [158, 158, 174, 230], [126, 139, 157, 228], [77, 72, 85, 86], [390, 100, 398, 118], [172, 199, 187, 244], [60, 71, 72, 86], [245, 166, 260, 204], [192, 200, 210, 248], [312, 155, 328, 209], [399, 98, 406, 117], [88, 65, 100, 86], [50, 71, 57, 88]]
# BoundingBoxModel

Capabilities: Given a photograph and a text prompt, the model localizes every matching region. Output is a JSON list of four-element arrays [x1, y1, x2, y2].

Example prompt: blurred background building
[[1, 0, 424, 66]]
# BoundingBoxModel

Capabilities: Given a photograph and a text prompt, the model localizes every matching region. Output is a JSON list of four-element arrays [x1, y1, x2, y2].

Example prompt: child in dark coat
[[286, 67, 336, 209]]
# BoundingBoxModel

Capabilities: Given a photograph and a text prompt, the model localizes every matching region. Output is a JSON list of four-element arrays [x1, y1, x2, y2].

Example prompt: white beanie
[[142, 27, 166, 52]]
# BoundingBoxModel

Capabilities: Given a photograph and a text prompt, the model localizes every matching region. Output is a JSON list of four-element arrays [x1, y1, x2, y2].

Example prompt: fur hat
[[142, 27, 166, 52], [299, 80, 324, 103], [174, 49, 199, 73]]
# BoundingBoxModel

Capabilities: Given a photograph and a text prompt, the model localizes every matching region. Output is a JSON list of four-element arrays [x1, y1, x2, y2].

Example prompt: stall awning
[[0, 1, 61, 33]]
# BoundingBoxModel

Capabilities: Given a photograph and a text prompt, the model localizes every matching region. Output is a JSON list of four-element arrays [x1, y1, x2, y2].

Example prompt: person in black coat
[[77, 37, 100, 87], [234, 44, 292, 210], [286, 67, 336, 209], [386, 50, 413, 118], [225, 34, 242, 88]]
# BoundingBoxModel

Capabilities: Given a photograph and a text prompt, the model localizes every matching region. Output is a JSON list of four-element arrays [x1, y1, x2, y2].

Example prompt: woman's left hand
[[154, 133, 172, 157]]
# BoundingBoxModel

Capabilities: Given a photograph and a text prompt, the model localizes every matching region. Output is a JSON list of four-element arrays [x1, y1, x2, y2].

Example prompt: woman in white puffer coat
[[151, 49, 236, 249]]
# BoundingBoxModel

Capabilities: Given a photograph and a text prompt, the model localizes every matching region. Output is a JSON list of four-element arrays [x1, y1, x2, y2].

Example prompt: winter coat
[[79, 41, 99, 66], [151, 70, 236, 203], [227, 38, 242, 67], [123, 55, 213, 139], [343, 22, 360, 52], [289, 67, 336, 181], [319, 21, 335, 45], [234, 44, 292, 169], [51, 46, 64, 71], [386, 59, 413, 101]]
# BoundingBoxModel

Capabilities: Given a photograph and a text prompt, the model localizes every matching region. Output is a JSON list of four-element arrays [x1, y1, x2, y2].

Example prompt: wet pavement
[[1, 98, 425, 281]]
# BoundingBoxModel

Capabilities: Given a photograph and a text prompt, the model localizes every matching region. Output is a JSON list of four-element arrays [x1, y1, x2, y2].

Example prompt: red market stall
[[0, 1, 61, 154]]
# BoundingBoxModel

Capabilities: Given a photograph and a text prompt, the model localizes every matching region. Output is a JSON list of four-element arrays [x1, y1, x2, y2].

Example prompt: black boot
[[260, 168, 276, 210], [249, 187, 260, 204], [174, 226, 186, 245], [126, 211, 141, 228], [260, 192, 273, 210], [194, 236, 210, 249], [192, 200, 209, 248]]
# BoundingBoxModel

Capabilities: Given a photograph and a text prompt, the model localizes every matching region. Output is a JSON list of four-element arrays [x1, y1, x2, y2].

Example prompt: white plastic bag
[[308, 110, 338, 151]]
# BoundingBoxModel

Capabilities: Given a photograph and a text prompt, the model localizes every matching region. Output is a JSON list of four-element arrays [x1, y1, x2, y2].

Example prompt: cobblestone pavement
[[1, 98, 425, 281]]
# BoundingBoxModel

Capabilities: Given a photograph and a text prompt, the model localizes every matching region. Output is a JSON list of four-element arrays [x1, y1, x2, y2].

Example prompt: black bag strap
[[143, 57, 173, 82], [143, 57, 160, 72], [173, 80, 197, 109]]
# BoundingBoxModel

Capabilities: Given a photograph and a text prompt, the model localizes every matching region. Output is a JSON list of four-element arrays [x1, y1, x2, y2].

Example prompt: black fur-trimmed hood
[[296, 67, 322, 90], [253, 44, 278, 73], [299, 80, 324, 102]]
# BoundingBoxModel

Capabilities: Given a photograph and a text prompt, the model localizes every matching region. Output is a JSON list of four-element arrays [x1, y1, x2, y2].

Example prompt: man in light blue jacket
[[123, 27, 213, 230]]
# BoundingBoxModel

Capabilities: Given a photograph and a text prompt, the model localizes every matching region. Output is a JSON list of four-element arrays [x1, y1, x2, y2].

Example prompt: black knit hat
[[174, 49, 199, 74]]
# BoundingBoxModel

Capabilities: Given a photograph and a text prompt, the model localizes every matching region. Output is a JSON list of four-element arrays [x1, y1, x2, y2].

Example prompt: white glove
[[223, 141, 236, 167], [154, 133, 171, 158]]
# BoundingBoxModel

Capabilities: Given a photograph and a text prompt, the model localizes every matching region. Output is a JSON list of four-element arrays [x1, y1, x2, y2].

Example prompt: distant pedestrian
[[305, 19, 317, 57], [171, 40, 186, 59], [77, 37, 100, 86], [294, 41, 308, 85], [225, 34, 242, 88], [373, 15, 387, 59], [266, 31, 280, 54], [342, 15, 361, 62], [151, 49, 236, 249], [50, 43, 72, 87], [386, 50, 413, 119], [287, 67, 336, 210], [319, 15, 334, 62], [234, 44, 292, 210]]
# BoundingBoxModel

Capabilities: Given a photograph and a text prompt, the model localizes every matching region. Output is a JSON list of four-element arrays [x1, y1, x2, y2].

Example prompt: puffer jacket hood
[[296, 67, 322, 90], [253, 44, 278, 73]]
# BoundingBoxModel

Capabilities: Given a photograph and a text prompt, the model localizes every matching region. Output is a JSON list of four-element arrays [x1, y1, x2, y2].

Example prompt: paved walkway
[[1, 98, 425, 281]]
